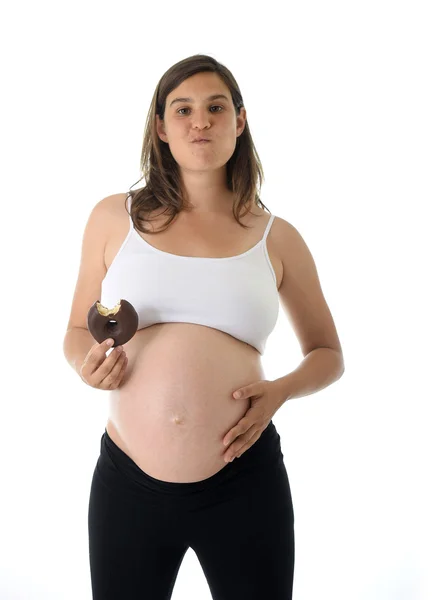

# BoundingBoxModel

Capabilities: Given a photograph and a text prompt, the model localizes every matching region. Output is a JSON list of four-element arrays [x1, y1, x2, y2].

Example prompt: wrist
[[272, 376, 291, 406]]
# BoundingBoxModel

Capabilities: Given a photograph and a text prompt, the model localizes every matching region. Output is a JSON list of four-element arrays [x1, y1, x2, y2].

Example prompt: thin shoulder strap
[[262, 213, 275, 242]]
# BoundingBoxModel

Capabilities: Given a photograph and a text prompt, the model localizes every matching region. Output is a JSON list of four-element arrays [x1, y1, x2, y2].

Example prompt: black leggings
[[88, 420, 295, 599]]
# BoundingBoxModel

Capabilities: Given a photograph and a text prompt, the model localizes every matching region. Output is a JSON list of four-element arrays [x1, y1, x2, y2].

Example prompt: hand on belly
[[107, 326, 264, 483]]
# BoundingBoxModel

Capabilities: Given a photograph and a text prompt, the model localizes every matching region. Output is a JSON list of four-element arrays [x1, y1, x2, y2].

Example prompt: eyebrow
[[169, 93, 230, 108]]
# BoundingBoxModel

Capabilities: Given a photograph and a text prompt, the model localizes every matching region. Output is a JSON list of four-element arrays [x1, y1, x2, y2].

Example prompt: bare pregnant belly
[[105, 323, 266, 483]]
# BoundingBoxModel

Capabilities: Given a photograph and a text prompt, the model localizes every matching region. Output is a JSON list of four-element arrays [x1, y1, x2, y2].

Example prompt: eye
[[177, 105, 223, 115]]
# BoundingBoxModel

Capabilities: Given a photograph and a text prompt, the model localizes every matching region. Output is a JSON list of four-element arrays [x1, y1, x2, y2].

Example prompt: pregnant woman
[[63, 54, 345, 600]]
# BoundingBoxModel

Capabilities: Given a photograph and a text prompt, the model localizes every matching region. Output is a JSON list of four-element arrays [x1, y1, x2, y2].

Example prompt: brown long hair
[[126, 54, 270, 234]]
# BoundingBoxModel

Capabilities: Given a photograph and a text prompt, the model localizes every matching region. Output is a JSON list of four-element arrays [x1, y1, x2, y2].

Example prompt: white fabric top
[[100, 193, 279, 355]]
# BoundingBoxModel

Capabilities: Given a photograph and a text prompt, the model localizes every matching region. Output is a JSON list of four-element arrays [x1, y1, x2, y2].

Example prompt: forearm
[[63, 327, 96, 376], [275, 347, 345, 402]]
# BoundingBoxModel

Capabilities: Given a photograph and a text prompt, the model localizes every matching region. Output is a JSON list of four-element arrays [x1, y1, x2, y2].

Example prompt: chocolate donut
[[87, 299, 139, 347]]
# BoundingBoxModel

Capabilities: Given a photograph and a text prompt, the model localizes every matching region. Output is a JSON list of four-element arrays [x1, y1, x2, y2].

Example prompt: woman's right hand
[[79, 339, 128, 389]]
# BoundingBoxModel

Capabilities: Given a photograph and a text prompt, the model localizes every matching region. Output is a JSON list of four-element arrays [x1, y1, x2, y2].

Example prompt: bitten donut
[[87, 299, 139, 347]]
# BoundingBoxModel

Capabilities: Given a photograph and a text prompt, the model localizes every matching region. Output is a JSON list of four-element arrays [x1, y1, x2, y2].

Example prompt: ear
[[156, 113, 168, 143], [236, 106, 247, 138]]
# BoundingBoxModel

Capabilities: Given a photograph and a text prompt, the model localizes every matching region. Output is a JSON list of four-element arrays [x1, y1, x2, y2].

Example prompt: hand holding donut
[[81, 298, 138, 389], [79, 339, 128, 390]]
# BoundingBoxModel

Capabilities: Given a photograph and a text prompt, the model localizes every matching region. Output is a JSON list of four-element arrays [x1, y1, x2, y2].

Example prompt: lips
[[191, 138, 211, 142]]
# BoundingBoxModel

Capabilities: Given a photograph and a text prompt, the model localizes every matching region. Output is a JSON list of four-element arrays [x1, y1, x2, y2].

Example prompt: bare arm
[[63, 196, 116, 376]]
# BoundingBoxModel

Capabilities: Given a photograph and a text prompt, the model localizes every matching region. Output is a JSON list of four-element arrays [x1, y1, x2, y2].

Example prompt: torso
[[103, 193, 284, 483]]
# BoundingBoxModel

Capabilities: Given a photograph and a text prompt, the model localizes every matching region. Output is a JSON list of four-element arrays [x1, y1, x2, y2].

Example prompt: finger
[[89, 344, 123, 385], [114, 352, 128, 376], [223, 418, 253, 447], [98, 351, 126, 389], [98, 343, 124, 371], [236, 428, 263, 458], [116, 355, 129, 385], [107, 355, 128, 389], [96, 348, 125, 387], [224, 424, 258, 462], [83, 338, 115, 374]]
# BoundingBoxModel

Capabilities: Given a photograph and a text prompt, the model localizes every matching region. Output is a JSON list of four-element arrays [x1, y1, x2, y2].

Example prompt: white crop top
[[100, 193, 280, 355]]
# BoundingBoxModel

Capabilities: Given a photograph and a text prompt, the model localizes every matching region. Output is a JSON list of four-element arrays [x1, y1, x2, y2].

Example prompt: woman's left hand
[[222, 379, 286, 463]]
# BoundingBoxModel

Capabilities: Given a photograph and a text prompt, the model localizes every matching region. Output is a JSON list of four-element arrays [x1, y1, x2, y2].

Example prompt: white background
[[1, 0, 436, 598]]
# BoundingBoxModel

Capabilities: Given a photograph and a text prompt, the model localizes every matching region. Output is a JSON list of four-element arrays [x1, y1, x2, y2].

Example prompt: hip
[[94, 418, 287, 512]]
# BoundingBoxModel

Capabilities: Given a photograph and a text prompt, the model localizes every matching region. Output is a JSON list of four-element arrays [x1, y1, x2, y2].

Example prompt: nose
[[189, 109, 212, 130]]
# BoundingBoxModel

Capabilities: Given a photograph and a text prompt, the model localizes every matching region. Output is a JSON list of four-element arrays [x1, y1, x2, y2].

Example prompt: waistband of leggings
[[101, 419, 281, 497]]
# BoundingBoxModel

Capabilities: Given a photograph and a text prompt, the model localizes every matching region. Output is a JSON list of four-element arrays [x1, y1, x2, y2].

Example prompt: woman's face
[[156, 71, 246, 172]]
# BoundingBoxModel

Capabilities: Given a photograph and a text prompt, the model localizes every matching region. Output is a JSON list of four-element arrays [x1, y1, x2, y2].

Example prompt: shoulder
[[92, 193, 132, 231], [269, 215, 319, 285], [269, 214, 305, 257], [270, 214, 299, 236], [86, 194, 130, 248], [99, 192, 129, 215]]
